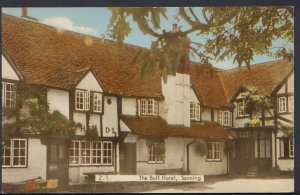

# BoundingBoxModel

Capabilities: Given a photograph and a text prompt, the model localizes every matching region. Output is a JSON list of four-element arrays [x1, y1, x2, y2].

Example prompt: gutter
[[186, 139, 197, 174]]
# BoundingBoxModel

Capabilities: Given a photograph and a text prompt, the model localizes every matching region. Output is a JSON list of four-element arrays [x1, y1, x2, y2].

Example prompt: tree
[[2, 83, 79, 145], [106, 7, 294, 79]]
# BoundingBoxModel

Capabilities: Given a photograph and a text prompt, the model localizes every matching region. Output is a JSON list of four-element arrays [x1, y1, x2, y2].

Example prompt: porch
[[229, 127, 275, 174]]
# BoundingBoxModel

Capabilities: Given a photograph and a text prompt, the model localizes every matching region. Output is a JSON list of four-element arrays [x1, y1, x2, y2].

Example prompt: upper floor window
[[140, 99, 158, 116], [278, 97, 287, 113], [206, 142, 221, 161], [75, 89, 102, 113], [2, 82, 16, 108], [147, 140, 165, 164], [218, 110, 232, 126], [190, 102, 200, 121], [2, 139, 27, 167], [237, 100, 249, 117]]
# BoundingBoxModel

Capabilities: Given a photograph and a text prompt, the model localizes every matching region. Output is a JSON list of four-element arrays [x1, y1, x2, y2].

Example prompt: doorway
[[120, 143, 136, 174], [47, 139, 69, 189]]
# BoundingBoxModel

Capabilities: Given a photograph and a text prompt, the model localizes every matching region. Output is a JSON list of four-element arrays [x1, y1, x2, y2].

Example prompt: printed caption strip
[[95, 175, 204, 182]]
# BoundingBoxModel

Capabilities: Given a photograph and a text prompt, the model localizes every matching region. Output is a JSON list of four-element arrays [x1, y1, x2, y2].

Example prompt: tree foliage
[[2, 83, 78, 143], [107, 7, 294, 78]]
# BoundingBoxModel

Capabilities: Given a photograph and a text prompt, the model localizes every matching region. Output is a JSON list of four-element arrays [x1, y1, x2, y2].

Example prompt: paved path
[[143, 178, 294, 193]]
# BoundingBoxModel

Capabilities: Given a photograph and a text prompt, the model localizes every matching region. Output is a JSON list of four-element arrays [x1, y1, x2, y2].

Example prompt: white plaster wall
[[136, 138, 185, 175], [122, 98, 137, 115], [2, 55, 20, 80], [76, 71, 103, 92], [73, 113, 86, 136], [160, 73, 191, 127], [277, 159, 294, 171], [288, 72, 294, 93], [47, 88, 69, 119], [102, 96, 118, 137], [189, 139, 228, 175], [202, 107, 212, 121], [190, 88, 200, 103], [2, 139, 47, 182]]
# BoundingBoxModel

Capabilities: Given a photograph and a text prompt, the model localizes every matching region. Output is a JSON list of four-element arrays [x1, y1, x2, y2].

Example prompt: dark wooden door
[[47, 139, 69, 188], [120, 143, 136, 174]]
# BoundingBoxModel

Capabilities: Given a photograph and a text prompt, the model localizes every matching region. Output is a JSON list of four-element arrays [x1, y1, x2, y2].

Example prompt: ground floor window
[[206, 142, 221, 161], [69, 140, 113, 166], [147, 140, 165, 164], [2, 139, 27, 167], [280, 138, 294, 158]]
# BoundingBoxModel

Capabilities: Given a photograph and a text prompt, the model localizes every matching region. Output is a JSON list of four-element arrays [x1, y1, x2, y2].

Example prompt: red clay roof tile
[[120, 115, 230, 140]]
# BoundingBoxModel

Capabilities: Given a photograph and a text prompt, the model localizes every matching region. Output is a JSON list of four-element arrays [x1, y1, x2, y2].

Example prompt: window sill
[[236, 116, 250, 119], [148, 162, 164, 164], [206, 159, 222, 162], [278, 157, 294, 160], [277, 112, 293, 115]]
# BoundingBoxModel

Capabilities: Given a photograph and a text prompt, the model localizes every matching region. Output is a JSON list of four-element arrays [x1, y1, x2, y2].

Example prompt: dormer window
[[140, 99, 158, 116], [75, 89, 102, 113], [237, 100, 249, 117], [190, 102, 200, 121], [218, 110, 232, 126]]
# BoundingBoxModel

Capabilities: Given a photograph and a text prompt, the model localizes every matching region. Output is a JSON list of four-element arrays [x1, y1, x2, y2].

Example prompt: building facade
[[2, 14, 294, 186]]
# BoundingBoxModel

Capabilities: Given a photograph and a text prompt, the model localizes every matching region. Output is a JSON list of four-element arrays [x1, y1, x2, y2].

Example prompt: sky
[[1, 7, 287, 70]]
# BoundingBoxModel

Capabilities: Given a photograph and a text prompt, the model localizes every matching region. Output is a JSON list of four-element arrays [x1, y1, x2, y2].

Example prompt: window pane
[[93, 93, 102, 112]]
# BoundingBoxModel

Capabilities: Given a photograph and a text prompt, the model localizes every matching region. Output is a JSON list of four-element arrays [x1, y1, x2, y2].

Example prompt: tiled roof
[[190, 63, 231, 108], [2, 14, 163, 98], [220, 60, 294, 100], [120, 115, 230, 140], [2, 14, 294, 108]]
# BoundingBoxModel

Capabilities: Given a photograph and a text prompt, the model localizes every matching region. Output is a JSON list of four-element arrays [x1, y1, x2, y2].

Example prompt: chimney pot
[[22, 7, 28, 17], [173, 24, 179, 32]]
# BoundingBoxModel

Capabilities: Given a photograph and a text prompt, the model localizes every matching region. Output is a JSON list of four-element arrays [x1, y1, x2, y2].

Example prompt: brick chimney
[[22, 7, 28, 17], [20, 7, 38, 21]]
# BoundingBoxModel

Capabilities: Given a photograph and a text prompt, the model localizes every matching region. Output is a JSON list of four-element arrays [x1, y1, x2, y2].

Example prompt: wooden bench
[[155, 168, 187, 175]]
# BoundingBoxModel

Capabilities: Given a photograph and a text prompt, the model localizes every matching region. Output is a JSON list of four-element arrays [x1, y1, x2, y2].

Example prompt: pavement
[[142, 178, 294, 193]]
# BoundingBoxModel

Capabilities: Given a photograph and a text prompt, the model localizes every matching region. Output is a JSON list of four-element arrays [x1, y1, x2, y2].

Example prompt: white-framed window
[[288, 96, 294, 113], [92, 142, 102, 165], [280, 138, 294, 158], [289, 139, 294, 157], [80, 141, 91, 165], [69, 140, 80, 165], [2, 82, 16, 108], [75, 90, 85, 111], [278, 97, 287, 113], [237, 100, 249, 117], [102, 141, 113, 165], [218, 110, 232, 126], [2, 139, 27, 167], [207, 142, 221, 161], [147, 141, 165, 164], [75, 90, 103, 112], [85, 91, 90, 111], [140, 99, 158, 116], [69, 140, 113, 166], [93, 92, 102, 112], [190, 102, 200, 121]]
